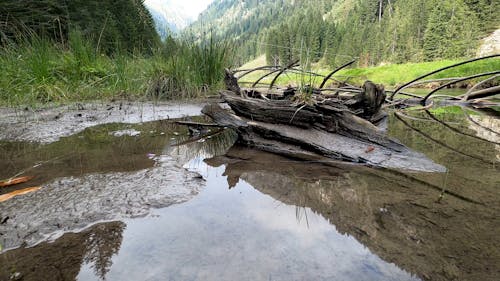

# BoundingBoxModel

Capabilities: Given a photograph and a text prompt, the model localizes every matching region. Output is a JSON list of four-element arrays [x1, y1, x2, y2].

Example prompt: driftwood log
[[201, 70, 446, 171], [202, 103, 444, 172]]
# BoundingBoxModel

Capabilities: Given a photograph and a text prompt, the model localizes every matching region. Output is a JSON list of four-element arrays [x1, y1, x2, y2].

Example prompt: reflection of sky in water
[[77, 159, 419, 281]]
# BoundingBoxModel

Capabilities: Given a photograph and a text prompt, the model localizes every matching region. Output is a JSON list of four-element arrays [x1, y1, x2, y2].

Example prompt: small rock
[[10, 272, 22, 280]]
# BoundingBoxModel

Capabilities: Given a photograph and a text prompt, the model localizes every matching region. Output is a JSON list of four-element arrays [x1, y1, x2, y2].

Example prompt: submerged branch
[[463, 86, 500, 101]]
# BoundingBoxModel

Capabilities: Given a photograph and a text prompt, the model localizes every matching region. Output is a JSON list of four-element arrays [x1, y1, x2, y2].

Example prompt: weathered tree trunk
[[202, 70, 446, 171], [202, 103, 445, 172], [220, 90, 402, 151]]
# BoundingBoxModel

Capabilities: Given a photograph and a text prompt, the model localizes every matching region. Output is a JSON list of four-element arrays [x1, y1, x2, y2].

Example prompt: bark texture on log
[[207, 71, 445, 171], [202, 103, 445, 172], [224, 68, 241, 94], [220, 90, 403, 151]]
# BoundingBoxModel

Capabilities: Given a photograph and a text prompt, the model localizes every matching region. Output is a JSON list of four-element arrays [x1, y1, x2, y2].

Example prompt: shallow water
[[0, 107, 499, 281]]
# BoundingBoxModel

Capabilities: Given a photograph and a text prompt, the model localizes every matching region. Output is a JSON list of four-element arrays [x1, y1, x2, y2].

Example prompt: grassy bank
[[337, 59, 500, 87], [0, 32, 232, 106], [239, 57, 500, 89]]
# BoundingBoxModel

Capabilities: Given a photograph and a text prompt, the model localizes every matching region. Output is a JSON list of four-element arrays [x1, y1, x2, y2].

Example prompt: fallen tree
[[202, 102, 444, 172], [202, 75, 445, 172], [198, 56, 499, 171]]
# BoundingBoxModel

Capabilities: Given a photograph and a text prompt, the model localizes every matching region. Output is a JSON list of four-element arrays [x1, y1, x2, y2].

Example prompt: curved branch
[[269, 60, 300, 90], [385, 90, 422, 98], [394, 112, 494, 164], [251, 69, 282, 88], [408, 77, 465, 87], [289, 68, 326, 78], [421, 71, 500, 105], [460, 74, 500, 101], [424, 110, 500, 145], [236, 66, 278, 79], [389, 54, 500, 100], [251, 60, 299, 88], [319, 60, 356, 89]]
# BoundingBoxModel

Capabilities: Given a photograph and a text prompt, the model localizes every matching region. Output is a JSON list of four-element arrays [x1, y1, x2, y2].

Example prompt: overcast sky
[[182, 0, 214, 18], [145, 0, 215, 20]]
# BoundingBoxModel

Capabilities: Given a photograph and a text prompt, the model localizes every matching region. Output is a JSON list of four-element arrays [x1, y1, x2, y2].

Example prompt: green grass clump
[[146, 35, 232, 100], [0, 31, 232, 106], [337, 59, 500, 87]]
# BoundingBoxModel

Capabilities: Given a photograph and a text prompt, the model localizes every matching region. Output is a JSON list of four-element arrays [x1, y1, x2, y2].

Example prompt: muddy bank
[[0, 155, 204, 252], [0, 101, 205, 143]]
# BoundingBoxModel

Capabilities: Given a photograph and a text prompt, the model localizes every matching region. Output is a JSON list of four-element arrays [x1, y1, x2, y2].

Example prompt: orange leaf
[[0, 186, 41, 202], [0, 176, 34, 188]]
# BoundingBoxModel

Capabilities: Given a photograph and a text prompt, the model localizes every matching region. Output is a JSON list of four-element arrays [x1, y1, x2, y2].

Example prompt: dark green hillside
[[188, 0, 499, 66], [0, 1, 232, 105], [0, 0, 159, 53]]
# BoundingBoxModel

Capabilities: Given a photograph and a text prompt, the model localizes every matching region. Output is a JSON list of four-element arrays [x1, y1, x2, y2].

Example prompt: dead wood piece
[[421, 71, 500, 105], [220, 90, 403, 151], [202, 103, 444, 172], [224, 69, 240, 94], [390, 54, 500, 100], [221, 90, 322, 128], [358, 81, 386, 118], [201, 103, 248, 128], [460, 74, 500, 101], [175, 121, 223, 127], [463, 85, 500, 101], [319, 60, 356, 89]]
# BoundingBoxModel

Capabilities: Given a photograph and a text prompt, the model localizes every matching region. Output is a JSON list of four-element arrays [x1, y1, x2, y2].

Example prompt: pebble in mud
[[9, 272, 22, 280]]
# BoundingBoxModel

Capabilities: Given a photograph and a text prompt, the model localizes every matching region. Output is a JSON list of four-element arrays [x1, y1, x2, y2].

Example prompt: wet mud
[[0, 101, 205, 143], [0, 109, 210, 251], [0, 155, 204, 251]]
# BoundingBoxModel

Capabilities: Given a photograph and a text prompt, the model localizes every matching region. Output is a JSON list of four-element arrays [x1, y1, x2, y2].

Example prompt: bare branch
[[389, 54, 500, 100]]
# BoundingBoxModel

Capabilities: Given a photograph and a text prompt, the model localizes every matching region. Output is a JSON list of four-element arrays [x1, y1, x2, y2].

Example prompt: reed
[[0, 30, 233, 106]]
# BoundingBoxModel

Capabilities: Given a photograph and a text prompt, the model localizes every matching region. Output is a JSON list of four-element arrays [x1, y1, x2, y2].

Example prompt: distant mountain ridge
[[144, 0, 194, 38]]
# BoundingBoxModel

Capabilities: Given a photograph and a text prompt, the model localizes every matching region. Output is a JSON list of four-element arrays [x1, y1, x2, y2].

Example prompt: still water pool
[[0, 107, 498, 281]]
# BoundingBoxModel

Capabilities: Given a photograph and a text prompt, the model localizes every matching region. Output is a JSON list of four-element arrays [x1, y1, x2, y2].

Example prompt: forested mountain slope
[[0, 0, 159, 53], [188, 0, 499, 66]]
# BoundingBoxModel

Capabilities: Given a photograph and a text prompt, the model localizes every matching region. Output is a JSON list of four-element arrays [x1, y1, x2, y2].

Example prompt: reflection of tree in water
[[83, 223, 125, 280], [164, 128, 237, 165], [206, 145, 500, 281], [0, 221, 125, 281]]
